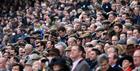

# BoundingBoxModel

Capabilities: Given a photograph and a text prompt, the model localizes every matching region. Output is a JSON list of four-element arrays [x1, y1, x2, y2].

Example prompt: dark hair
[[49, 57, 70, 71], [47, 48, 60, 56], [114, 24, 123, 29], [120, 55, 135, 69], [12, 63, 24, 71], [92, 48, 101, 55], [57, 26, 66, 32], [78, 46, 86, 54], [77, 46, 86, 58], [13, 56, 20, 63]]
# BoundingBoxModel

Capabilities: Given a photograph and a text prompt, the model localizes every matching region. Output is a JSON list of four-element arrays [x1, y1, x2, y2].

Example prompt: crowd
[[0, 0, 140, 71]]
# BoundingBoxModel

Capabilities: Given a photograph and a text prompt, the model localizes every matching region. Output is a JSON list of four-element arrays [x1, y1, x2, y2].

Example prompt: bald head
[[133, 50, 140, 67]]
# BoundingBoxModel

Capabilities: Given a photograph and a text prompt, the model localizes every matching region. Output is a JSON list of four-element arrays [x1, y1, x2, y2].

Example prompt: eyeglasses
[[133, 56, 140, 58]]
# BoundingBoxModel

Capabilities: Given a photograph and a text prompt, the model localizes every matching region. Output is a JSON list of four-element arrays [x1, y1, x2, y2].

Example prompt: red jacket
[[123, 67, 132, 71]]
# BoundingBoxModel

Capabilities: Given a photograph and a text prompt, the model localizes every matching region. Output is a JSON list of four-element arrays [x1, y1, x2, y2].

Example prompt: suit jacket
[[113, 65, 122, 71], [107, 66, 118, 71], [73, 59, 90, 71]]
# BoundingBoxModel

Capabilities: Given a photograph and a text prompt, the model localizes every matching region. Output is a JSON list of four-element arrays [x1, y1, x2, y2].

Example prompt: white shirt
[[71, 58, 82, 71]]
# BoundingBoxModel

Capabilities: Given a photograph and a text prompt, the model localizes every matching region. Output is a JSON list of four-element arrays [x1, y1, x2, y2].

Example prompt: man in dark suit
[[70, 45, 90, 71], [108, 53, 122, 71], [96, 54, 118, 71]]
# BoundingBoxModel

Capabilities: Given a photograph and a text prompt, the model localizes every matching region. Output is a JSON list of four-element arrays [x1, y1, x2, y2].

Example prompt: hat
[[50, 57, 66, 65], [26, 53, 41, 65], [47, 48, 60, 56], [49, 57, 69, 70]]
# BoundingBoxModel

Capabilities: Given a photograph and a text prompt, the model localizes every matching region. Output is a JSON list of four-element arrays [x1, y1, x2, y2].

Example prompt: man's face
[[5, 46, 12, 52], [12, 66, 20, 71], [67, 38, 76, 46], [90, 51, 97, 60], [85, 48, 92, 59], [70, 46, 81, 60], [36, 43, 44, 52], [108, 53, 116, 65], [133, 50, 140, 67], [108, 14, 115, 22], [74, 23, 81, 31], [127, 30, 133, 38], [19, 48, 25, 56], [25, 45, 32, 55], [111, 36, 118, 45], [53, 64, 62, 71], [133, 29, 139, 38], [120, 33, 126, 40], [114, 26, 120, 33], [59, 30, 65, 37], [89, 24, 96, 33], [100, 60, 109, 71]]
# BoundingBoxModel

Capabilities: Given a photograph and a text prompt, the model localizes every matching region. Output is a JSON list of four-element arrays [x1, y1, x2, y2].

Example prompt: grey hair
[[97, 53, 109, 64], [55, 42, 67, 48]]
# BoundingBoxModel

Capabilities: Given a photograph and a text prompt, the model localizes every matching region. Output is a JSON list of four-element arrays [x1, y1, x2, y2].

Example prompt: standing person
[[133, 50, 140, 71], [70, 45, 90, 71], [86, 48, 101, 71]]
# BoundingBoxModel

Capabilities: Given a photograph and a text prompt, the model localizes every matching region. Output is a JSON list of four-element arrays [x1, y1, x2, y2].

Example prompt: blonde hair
[[115, 44, 126, 55]]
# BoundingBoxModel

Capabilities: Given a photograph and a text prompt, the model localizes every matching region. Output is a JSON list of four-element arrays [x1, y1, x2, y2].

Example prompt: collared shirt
[[112, 64, 116, 67], [71, 58, 82, 71]]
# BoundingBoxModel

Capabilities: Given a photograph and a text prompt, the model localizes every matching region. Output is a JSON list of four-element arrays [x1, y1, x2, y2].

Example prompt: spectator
[[86, 48, 101, 71], [11, 63, 24, 71], [70, 45, 90, 71], [108, 53, 122, 71], [0, 0, 140, 71], [133, 50, 140, 71], [120, 55, 134, 71], [96, 54, 118, 71], [49, 57, 70, 71], [0, 57, 7, 71]]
